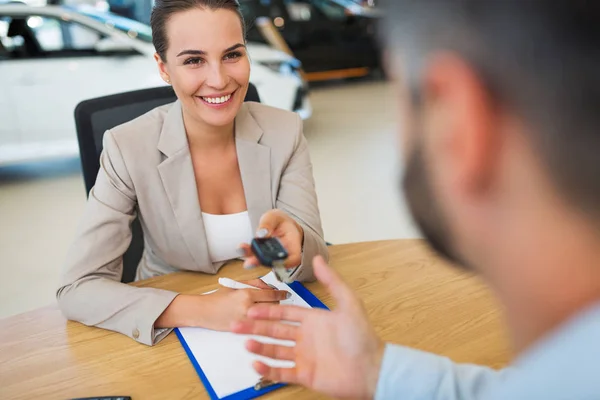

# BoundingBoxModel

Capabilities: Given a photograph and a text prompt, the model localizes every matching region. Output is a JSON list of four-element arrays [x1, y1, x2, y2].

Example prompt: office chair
[[74, 83, 261, 283]]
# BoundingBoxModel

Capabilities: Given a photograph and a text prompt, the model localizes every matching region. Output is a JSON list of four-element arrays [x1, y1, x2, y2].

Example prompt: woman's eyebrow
[[177, 49, 207, 57], [223, 43, 246, 53], [176, 43, 245, 58]]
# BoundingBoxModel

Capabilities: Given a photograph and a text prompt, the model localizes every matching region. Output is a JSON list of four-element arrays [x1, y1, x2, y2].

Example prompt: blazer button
[[132, 328, 140, 340]]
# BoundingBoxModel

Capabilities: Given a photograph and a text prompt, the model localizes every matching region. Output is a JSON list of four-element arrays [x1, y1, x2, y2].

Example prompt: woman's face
[[155, 8, 250, 130]]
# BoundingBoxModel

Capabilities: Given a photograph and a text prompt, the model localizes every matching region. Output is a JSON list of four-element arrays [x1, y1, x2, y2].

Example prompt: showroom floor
[[0, 80, 420, 319]]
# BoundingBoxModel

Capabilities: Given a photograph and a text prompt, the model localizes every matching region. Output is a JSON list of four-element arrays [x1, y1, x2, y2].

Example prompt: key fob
[[250, 237, 294, 283]]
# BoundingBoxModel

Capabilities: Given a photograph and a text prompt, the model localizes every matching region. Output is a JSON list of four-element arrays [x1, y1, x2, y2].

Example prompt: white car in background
[[0, 4, 311, 165]]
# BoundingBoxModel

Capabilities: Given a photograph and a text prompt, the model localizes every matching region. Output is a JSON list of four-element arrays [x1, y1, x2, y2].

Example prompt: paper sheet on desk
[[176, 271, 312, 399]]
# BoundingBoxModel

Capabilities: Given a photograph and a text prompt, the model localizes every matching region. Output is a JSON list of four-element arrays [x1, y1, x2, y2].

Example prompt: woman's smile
[[197, 89, 237, 108]]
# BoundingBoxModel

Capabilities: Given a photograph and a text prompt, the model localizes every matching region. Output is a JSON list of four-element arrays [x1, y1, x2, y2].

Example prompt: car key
[[250, 237, 294, 283]]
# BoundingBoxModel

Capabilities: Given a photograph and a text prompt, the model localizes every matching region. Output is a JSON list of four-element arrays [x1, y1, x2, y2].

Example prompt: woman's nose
[[206, 63, 228, 89]]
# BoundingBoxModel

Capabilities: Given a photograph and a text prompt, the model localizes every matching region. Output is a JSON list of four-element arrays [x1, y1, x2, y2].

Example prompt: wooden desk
[[0, 240, 511, 400]]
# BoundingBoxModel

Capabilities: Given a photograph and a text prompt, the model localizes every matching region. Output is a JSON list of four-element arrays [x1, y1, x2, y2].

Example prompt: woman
[[56, 0, 328, 346]]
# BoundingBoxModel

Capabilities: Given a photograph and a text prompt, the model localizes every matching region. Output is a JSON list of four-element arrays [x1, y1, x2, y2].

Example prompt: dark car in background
[[240, 0, 381, 81]]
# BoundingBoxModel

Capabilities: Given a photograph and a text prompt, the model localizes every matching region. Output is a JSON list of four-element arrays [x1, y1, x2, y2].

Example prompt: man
[[232, 1, 600, 399]]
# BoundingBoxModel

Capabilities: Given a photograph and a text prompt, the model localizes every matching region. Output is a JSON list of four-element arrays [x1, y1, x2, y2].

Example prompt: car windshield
[[64, 5, 153, 43]]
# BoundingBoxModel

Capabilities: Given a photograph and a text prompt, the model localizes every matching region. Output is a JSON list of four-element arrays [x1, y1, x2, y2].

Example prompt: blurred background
[[0, 0, 419, 318]]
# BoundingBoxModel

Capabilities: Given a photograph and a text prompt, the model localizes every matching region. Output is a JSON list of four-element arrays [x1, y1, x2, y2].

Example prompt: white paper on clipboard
[[177, 271, 312, 399]]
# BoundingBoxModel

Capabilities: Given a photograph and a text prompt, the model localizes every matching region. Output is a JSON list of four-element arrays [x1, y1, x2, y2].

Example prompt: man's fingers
[[253, 362, 299, 385], [245, 339, 296, 361], [251, 289, 291, 303], [232, 319, 298, 341], [247, 304, 309, 322], [313, 255, 354, 306]]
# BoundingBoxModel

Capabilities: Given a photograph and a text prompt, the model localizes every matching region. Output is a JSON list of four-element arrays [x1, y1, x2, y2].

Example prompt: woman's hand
[[155, 279, 289, 331], [239, 209, 304, 269]]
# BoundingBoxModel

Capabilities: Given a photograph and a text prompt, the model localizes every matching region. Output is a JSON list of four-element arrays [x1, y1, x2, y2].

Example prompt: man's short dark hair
[[381, 0, 600, 219]]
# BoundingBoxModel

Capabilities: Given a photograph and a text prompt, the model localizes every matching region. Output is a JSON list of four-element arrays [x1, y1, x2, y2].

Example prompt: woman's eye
[[224, 51, 243, 61], [184, 57, 204, 66]]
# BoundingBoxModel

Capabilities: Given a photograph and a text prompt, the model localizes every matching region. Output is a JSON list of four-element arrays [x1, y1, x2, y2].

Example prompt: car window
[[239, 0, 271, 21], [284, 0, 313, 21], [73, 7, 154, 43], [0, 13, 135, 59], [0, 17, 9, 38], [0, 16, 19, 57], [28, 16, 104, 51], [28, 16, 65, 51], [312, 0, 347, 20], [285, 1, 312, 21], [284, 0, 347, 22]]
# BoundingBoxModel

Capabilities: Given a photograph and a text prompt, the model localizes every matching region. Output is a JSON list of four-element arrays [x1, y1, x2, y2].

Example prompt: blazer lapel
[[156, 101, 213, 271], [235, 104, 273, 233]]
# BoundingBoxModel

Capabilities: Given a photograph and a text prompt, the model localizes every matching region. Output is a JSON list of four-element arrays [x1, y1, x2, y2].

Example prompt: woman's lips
[[197, 90, 236, 108]]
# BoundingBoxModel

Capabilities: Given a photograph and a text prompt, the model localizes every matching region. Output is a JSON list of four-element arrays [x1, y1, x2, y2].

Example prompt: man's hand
[[231, 256, 385, 399]]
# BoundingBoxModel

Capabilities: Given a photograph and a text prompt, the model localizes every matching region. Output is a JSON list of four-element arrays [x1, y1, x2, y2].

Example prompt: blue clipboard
[[175, 281, 329, 400]]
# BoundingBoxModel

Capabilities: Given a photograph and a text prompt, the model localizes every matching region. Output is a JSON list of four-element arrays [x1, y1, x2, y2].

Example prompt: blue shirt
[[375, 301, 600, 400]]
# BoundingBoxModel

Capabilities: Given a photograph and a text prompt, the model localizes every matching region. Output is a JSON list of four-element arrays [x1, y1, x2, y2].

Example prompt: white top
[[201, 211, 253, 263]]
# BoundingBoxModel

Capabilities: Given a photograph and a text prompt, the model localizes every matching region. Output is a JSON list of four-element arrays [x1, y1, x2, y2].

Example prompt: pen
[[218, 278, 260, 290]]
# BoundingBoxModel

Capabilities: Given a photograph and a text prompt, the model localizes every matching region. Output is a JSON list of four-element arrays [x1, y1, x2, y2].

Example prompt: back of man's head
[[381, 0, 600, 348], [382, 0, 600, 220]]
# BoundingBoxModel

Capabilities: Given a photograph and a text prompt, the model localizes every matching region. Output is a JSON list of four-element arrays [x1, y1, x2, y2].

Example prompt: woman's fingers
[[250, 289, 290, 303], [243, 256, 260, 269], [256, 210, 287, 238], [237, 244, 260, 269], [241, 279, 271, 290]]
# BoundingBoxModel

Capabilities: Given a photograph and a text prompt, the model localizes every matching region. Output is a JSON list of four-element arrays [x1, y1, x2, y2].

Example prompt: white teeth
[[202, 94, 232, 104]]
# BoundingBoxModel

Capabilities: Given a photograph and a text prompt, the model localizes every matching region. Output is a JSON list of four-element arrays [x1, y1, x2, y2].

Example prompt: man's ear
[[154, 53, 171, 84], [421, 53, 501, 195]]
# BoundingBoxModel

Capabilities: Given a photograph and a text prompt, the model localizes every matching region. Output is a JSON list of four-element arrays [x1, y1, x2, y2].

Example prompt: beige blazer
[[57, 101, 328, 346]]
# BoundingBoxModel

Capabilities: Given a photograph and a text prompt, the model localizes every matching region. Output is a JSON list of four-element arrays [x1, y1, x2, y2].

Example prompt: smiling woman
[[56, 0, 329, 346], [152, 1, 250, 131]]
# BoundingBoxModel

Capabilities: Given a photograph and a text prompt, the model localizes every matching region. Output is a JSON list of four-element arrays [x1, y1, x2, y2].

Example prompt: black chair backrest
[[74, 83, 261, 283]]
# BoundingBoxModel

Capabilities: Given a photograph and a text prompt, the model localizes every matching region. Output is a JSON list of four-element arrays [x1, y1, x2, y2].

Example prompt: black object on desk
[[69, 397, 132, 400]]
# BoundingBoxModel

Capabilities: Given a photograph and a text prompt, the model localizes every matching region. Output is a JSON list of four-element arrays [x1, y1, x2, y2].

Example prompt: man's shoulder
[[485, 302, 600, 400]]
